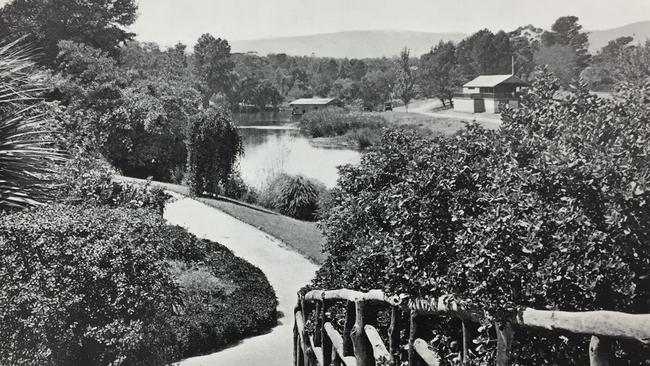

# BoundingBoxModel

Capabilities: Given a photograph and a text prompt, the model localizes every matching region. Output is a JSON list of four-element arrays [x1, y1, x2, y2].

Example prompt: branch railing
[[294, 289, 650, 366]]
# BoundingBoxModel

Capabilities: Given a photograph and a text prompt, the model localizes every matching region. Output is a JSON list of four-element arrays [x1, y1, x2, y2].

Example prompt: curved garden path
[[165, 195, 318, 366]]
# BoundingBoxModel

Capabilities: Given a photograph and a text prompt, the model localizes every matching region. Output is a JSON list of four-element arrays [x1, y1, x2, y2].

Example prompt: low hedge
[[161, 225, 278, 357], [0, 204, 277, 365]]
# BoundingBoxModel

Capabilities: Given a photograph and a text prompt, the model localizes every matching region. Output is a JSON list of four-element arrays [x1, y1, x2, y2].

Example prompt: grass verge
[[117, 176, 327, 264]]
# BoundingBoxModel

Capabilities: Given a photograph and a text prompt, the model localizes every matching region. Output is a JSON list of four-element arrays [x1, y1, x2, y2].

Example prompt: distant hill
[[229, 21, 650, 58], [588, 20, 650, 53], [230, 30, 467, 58]]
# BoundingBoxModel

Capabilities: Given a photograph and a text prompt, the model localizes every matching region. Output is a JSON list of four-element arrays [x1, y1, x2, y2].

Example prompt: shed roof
[[463, 74, 528, 88], [289, 98, 339, 106]]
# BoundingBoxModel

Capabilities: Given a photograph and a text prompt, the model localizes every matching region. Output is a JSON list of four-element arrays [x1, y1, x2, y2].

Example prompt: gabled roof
[[463, 74, 528, 88], [289, 98, 339, 106]]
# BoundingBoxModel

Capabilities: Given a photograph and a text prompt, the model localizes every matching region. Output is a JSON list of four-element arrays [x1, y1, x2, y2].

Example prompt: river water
[[233, 112, 361, 189]]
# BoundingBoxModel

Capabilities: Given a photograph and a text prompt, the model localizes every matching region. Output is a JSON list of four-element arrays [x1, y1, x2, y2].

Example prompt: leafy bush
[[344, 127, 383, 149], [58, 150, 169, 214], [157, 224, 277, 357], [55, 41, 200, 182], [298, 107, 386, 138], [0, 203, 279, 365], [186, 107, 243, 196], [221, 170, 259, 204], [313, 71, 650, 364], [0, 205, 181, 366], [259, 173, 325, 220]]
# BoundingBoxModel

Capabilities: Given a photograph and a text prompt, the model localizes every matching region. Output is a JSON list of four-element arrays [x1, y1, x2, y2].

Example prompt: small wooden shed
[[289, 98, 343, 115]]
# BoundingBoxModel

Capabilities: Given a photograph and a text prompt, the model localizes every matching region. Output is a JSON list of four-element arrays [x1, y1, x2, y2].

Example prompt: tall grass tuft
[[260, 173, 324, 221], [0, 39, 65, 211]]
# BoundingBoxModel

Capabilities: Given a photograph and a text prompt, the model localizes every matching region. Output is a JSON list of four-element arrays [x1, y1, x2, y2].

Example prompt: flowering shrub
[[313, 71, 650, 364]]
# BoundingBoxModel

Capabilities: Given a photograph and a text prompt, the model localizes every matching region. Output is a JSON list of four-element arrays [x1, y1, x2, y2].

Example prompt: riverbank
[[117, 176, 326, 264]]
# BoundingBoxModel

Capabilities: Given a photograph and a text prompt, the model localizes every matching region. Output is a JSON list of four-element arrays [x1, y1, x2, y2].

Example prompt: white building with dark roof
[[454, 74, 528, 113], [288, 98, 343, 115]]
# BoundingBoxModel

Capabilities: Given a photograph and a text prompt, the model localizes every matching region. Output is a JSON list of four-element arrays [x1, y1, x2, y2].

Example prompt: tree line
[[0, 0, 644, 185]]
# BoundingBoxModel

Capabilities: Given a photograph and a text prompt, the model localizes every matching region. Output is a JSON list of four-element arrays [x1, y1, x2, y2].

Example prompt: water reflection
[[234, 113, 361, 189]]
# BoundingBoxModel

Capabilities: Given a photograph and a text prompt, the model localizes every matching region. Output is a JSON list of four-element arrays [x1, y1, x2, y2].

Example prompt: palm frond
[[0, 39, 66, 211]]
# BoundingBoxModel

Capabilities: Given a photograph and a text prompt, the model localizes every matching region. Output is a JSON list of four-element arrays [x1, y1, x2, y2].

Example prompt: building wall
[[453, 98, 476, 112], [455, 97, 520, 114], [463, 86, 478, 94], [484, 98, 496, 113], [291, 104, 326, 115]]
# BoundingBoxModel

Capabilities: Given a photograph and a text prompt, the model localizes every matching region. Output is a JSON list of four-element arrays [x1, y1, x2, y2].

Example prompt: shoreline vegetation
[[297, 103, 498, 151]]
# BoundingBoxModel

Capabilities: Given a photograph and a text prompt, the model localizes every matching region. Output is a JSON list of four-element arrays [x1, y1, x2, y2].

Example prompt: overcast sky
[[2, 0, 650, 46]]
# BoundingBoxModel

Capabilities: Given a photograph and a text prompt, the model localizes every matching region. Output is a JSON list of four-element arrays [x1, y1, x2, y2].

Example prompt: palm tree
[[0, 39, 65, 211]]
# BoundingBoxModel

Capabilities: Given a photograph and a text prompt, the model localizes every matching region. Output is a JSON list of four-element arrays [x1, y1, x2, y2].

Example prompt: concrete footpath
[[165, 196, 318, 366]]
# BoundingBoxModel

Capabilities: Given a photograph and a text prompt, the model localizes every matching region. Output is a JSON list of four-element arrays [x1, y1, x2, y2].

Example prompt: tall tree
[[541, 16, 590, 68], [193, 34, 234, 108], [419, 41, 461, 107], [534, 44, 580, 87], [359, 70, 391, 110], [0, 0, 137, 65], [186, 108, 242, 196], [456, 29, 513, 80], [395, 48, 418, 112], [581, 36, 634, 90]]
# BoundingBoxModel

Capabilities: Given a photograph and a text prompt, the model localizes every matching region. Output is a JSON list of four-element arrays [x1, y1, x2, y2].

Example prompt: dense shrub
[[260, 173, 325, 220], [344, 126, 383, 149], [156, 224, 278, 357], [58, 150, 169, 214], [0, 203, 279, 365], [0, 205, 181, 366], [313, 71, 650, 364], [221, 170, 259, 204], [54, 41, 200, 182], [298, 107, 386, 138], [186, 107, 243, 196]]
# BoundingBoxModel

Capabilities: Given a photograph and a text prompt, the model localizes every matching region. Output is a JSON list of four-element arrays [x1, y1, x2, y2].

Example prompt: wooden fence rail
[[294, 289, 650, 366]]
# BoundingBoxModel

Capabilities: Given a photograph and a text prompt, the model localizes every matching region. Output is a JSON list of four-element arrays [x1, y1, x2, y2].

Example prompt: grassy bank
[[118, 176, 326, 264], [371, 111, 469, 135]]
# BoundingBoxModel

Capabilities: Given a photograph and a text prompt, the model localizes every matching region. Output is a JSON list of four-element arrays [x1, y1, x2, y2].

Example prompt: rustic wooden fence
[[294, 289, 650, 366]]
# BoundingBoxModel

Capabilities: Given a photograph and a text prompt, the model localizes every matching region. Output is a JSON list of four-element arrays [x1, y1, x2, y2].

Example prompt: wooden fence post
[[389, 306, 403, 364], [314, 301, 322, 347], [332, 345, 341, 366], [495, 322, 514, 366], [294, 320, 300, 366], [589, 336, 612, 366], [461, 319, 470, 365], [343, 300, 356, 356], [408, 310, 425, 366], [321, 301, 332, 366], [351, 300, 376, 366]]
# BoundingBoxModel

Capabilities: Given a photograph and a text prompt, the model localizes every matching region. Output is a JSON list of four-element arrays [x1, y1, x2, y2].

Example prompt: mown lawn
[[117, 176, 327, 264], [370, 111, 469, 135]]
